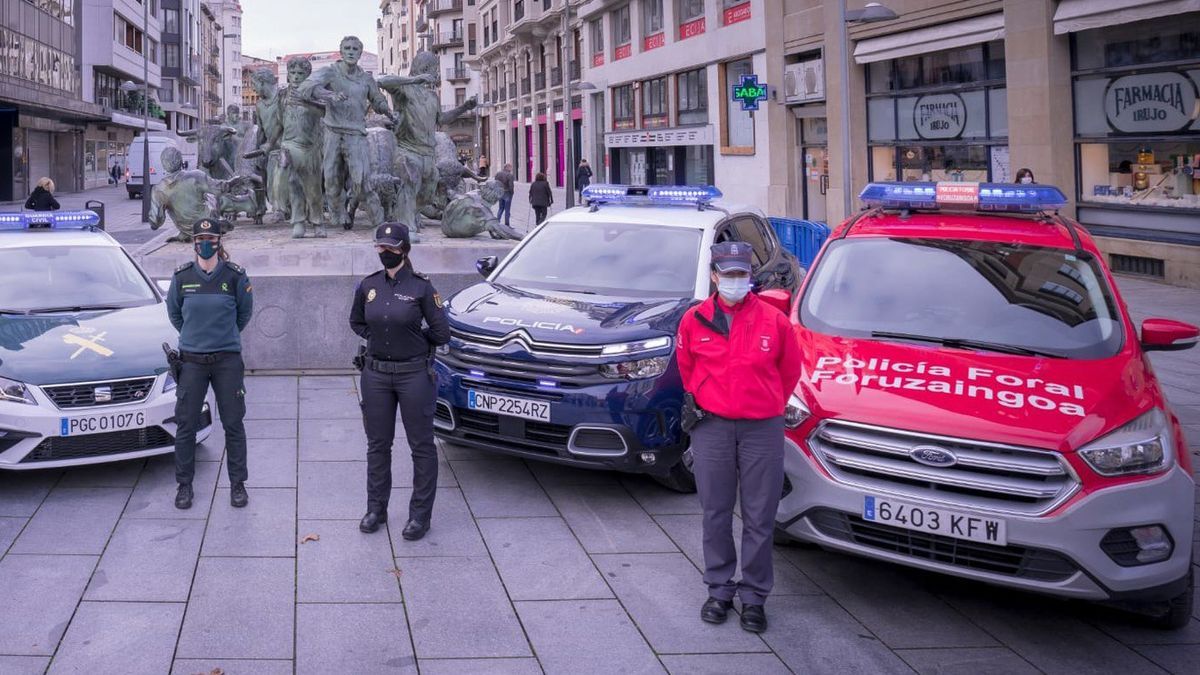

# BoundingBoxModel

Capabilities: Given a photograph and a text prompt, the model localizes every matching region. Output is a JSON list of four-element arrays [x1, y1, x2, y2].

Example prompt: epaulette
[[174, 261, 194, 274], [413, 270, 430, 281], [226, 261, 246, 274]]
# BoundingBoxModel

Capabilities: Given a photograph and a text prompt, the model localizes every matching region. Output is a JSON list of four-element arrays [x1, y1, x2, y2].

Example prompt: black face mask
[[379, 250, 405, 269]]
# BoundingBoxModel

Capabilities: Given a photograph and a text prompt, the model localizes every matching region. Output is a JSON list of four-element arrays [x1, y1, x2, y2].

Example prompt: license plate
[[467, 389, 550, 422], [863, 496, 1007, 546], [60, 411, 146, 436]]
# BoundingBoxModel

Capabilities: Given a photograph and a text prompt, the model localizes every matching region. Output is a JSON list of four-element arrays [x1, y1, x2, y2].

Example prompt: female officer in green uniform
[[166, 218, 254, 510]]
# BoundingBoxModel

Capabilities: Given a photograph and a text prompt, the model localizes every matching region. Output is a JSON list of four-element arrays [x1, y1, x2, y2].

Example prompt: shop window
[[1078, 141, 1200, 210], [613, 84, 635, 130], [868, 41, 1003, 93], [677, 0, 705, 40], [721, 0, 751, 26], [874, 145, 991, 183], [642, 77, 668, 128], [720, 58, 754, 153], [677, 67, 707, 125], [1073, 16, 1200, 71]]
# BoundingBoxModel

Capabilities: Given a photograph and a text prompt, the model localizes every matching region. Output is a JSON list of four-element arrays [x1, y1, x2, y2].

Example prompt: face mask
[[717, 275, 751, 303], [196, 240, 218, 260], [1019, 176, 1033, 184], [379, 250, 405, 269]]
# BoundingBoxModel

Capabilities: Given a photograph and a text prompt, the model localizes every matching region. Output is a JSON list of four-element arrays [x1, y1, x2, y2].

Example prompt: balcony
[[427, 0, 462, 17], [534, 72, 545, 90], [180, 59, 201, 86], [550, 67, 562, 87], [206, 63, 221, 79], [446, 67, 470, 83], [520, 77, 530, 96], [432, 30, 464, 50]]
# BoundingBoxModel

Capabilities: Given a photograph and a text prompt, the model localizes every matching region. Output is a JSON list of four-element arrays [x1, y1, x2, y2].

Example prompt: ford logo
[[910, 445, 957, 467]]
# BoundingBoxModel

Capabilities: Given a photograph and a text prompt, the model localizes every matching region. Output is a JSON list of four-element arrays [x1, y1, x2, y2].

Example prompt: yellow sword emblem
[[63, 331, 114, 358]]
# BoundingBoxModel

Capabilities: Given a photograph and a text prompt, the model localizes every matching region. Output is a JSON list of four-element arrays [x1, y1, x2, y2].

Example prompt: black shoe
[[175, 483, 193, 510], [359, 511, 388, 533], [230, 482, 249, 508], [740, 604, 768, 633], [700, 597, 733, 625], [401, 519, 430, 541]]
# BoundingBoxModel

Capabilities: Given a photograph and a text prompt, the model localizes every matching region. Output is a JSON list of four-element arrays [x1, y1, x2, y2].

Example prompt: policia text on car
[[166, 218, 254, 510]]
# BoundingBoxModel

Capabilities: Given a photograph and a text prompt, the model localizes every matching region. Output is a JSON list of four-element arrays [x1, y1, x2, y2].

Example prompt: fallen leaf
[[389, 567, 403, 579], [299, 533, 320, 544]]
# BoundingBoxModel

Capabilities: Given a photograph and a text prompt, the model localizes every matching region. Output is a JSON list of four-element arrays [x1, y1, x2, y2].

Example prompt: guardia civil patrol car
[[433, 185, 800, 491], [0, 211, 212, 469]]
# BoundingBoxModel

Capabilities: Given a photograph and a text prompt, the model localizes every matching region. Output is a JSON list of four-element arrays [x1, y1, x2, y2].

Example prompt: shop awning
[[853, 14, 1004, 64], [1053, 0, 1200, 34]]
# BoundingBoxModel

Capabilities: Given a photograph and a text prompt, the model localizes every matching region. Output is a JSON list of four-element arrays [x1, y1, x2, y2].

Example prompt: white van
[[125, 136, 178, 200]]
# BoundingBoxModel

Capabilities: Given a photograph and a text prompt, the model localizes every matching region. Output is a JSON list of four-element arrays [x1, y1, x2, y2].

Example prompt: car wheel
[[652, 445, 697, 493], [1145, 567, 1194, 630]]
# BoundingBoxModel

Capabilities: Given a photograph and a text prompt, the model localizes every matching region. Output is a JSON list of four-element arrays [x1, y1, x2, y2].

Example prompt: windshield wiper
[[869, 330, 1066, 358], [24, 304, 127, 314]]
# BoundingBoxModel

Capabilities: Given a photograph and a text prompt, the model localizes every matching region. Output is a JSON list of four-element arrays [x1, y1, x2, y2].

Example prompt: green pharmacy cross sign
[[732, 74, 769, 111]]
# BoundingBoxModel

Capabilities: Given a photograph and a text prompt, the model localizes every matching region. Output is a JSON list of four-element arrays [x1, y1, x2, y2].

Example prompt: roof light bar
[[582, 184, 723, 206], [0, 210, 102, 231], [859, 182, 1068, 214]]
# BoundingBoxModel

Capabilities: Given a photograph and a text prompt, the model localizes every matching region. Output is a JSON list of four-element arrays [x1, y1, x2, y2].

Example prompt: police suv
[[433, 185, 800, 490], [776, 182, 1199, 627], [0, 211, 212, 469]]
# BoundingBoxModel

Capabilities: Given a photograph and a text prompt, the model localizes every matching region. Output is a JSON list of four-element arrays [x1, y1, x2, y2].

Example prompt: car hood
[[799, 332, 1155, 452], [0, 304, 176, 385], [447, 282, 693, 345]]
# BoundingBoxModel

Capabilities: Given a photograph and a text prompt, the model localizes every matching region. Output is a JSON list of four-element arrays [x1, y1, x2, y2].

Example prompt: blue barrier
[[769, 217, 830, 269]]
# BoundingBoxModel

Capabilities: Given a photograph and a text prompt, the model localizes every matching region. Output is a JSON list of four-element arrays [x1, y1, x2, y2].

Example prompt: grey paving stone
[[299, 375, 358, 390], [172, 659, 294, 675], [176, 557, 295, 659], [298, 461, 365, 519], [296, 603, 415, 674], [1135, 644, 1200, 674], [593, 552, 768, 654], [417, 658, 543, 674], [437, 438, 496, 461], [85, 518, 205, 601], [0, 470, 59, 517], [527, 460, 620, 487], [0, 554, 97, 655], [219, 437, 298, 488], [546, 483, 677, 554], [896, 647, 1041, 675], [245, 375, 299, 402], [516, 599, 663, 674], [390, 487, 488, 557], [48, 601, 183, 675], [0, 515, 24, 554], [299, 417, 367, 461], [202, 488, 297, 557], [57, 458, 146, 487], [760, 594, 912, 673], [1092, 614, 1200, 645], [244, 401, 299, 420], [297, 519, 403, 603], [399, 555, 530, 659], [10, 487, 129, 554], [479, 517, 612, 600], [660, 653, 792, 675], [620, 476, 703, 515], [0, 656, 51, 674], [299, 387, 362, 419], [452, 458, 558, 518], [125, 457, 219, 519], [655, 513, 822, 596], [245, 418, 298, 439]]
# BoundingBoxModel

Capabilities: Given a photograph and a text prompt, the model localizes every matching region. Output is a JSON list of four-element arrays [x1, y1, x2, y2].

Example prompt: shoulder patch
[[413, 271, 430, 281], [174, 261, 194, 274], [226, 261, 246, 274]]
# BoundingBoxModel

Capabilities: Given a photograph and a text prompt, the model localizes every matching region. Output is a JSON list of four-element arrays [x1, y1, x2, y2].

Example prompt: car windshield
[[800, 238, 1125, 359], [494, 221, 703, 297], [0, 245, 158, 313]]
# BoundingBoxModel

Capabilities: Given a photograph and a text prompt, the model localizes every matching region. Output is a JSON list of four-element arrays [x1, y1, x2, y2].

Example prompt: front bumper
[[778, 437, 1196, 602], [0, 374, 213, 470]]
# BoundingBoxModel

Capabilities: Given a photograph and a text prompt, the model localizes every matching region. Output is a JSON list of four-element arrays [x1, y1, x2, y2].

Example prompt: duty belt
[[365, 356, 427, 374], [179, 351, 236, 364]]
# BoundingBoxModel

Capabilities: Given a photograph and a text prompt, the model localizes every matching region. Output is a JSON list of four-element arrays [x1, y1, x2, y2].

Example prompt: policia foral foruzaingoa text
[[351, 222, 450, 540], [166, 218, 253, 511]]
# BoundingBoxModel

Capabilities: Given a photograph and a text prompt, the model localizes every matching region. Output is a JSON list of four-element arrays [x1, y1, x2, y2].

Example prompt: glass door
[[799, 117, 828, 223]]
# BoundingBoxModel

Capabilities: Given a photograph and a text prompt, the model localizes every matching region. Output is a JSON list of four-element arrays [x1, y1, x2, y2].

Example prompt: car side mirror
[[757, 288, 792, 315], [156, 279, 171, 295], [1141, 318, 1199, 352], [476, 255, 498, 278]]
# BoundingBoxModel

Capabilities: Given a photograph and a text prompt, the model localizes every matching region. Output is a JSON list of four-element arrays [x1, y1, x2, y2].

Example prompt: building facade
[[199, 0, 221, 122], [158, 0, 202, 135], [377, 0, 414, 76], [209, 0, 241, 115], [424, 0, 480, 161], [240, 53, 276, 120]]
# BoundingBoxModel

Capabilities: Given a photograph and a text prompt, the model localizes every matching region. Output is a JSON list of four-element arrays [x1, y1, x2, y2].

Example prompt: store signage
[[644, 32, 665, 51], [724, 2, 752, 26], [732, 74, 769, 111], [605, 125, 715, 148], [592, 53, 605, 68], [914, 93, 967, 140], [614, 44, 632, 61], [935, 182, 980, 205], [1104, 72, 1198, 133], [680, 17, 706, 40]]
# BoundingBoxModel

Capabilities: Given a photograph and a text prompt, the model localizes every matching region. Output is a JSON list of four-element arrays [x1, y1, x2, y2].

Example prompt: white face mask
[[717, 275, 751, 303], [1019, 176, 1034, 184]]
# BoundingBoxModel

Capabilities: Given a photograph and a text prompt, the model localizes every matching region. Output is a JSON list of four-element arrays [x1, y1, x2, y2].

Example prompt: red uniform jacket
[[676, 292, 804, 420]]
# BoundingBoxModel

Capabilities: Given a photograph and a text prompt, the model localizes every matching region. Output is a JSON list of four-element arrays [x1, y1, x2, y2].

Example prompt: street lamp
[[563, 80, 597, 208], [221, 32, 241, 113], [837, 2, 897, 219]]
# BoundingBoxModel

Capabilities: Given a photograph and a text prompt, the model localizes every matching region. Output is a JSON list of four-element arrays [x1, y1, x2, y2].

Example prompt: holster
[[681, 392, 706, 433], [353, 344, 367, 371], [162, 342, 182, 381]]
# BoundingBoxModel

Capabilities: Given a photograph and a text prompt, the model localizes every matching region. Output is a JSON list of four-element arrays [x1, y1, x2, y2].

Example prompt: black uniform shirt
[[350, 264, 450, 362]]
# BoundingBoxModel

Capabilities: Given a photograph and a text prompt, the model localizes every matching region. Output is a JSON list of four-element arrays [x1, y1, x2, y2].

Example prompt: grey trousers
[[690, 415, 785, 606]]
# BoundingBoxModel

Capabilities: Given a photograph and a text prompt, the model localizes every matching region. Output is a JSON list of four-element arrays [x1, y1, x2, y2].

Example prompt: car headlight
[[1078, 408, 1174, 477], [600, 356, 670, 380], [0, 376, 36, 405], [785, 393, 810, 429], [163, 372, 177, 393], [600, 336, 672, 356]]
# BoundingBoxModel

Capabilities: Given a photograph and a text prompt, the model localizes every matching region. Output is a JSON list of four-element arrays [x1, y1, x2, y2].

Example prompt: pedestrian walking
[[675, 242, 803, 634], [529, 172, 553, 225], [24, 177, 60, 211], [166, 218, 254, 510], [574, 158, 593, 201], [494, 163, 515, 227], [477, 155, 490, 178], [350, 222, 450, 539]]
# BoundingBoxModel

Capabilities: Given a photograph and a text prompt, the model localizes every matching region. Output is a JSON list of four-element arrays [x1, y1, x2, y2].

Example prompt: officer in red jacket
[[676, 241, 803, 634]]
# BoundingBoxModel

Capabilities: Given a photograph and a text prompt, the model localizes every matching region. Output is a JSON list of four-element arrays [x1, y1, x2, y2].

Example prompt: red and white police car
[[773, 182, 1199, 627]]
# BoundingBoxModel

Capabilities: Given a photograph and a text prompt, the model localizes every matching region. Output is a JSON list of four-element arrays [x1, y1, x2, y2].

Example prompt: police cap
[[192, 218, 228, 236], [374, 222, 410, 248], [711, 241, 752, 274]]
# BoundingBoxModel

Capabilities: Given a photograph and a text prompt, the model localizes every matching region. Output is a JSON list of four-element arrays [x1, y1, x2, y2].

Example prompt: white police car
[[0, 211, 212, 469]]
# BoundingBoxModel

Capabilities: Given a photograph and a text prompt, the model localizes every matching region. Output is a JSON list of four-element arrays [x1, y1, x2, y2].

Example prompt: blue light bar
[[582, 184, 723, 206], [0, 210, 102, 231], [858, 182, 1068, 214]]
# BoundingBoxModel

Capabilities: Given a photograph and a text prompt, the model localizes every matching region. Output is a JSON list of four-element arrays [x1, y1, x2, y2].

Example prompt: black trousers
[[533, 206, 548, 225], [174, 351, 248, 485], [360, 366, 438, 521]]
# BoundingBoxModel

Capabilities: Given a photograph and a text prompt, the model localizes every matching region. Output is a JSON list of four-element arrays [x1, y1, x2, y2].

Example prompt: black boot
[[359, 511, 388, 533], [700, 597, 733, 624], [230, 482, 249, 508], [740, 604, 768, 633], [401, 519, 430, 541], [175, 483, 193, 510]]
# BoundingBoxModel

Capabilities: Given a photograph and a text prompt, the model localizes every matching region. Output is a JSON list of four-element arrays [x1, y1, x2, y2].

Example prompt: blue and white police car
[[0, 211, 212, 469], [433, 185, 801, 491]]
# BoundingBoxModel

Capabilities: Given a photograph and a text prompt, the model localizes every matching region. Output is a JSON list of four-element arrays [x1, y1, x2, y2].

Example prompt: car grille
[[444, 346, 606, 387], [21, 426, 175, 463], [808, 509, 1079, 582], [452, 407, 575, 457], [808, 421, 1078, 516], [42, 377, 158, 409]]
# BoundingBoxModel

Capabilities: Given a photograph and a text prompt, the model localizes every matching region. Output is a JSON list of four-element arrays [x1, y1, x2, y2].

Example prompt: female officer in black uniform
[[166, 218, 253, 510], [350, 223, 450, 538]]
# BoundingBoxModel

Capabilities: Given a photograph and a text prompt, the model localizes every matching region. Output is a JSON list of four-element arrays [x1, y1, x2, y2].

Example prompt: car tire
[[653, 445, 697, 493], [1146, 567, 1194, 630]]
